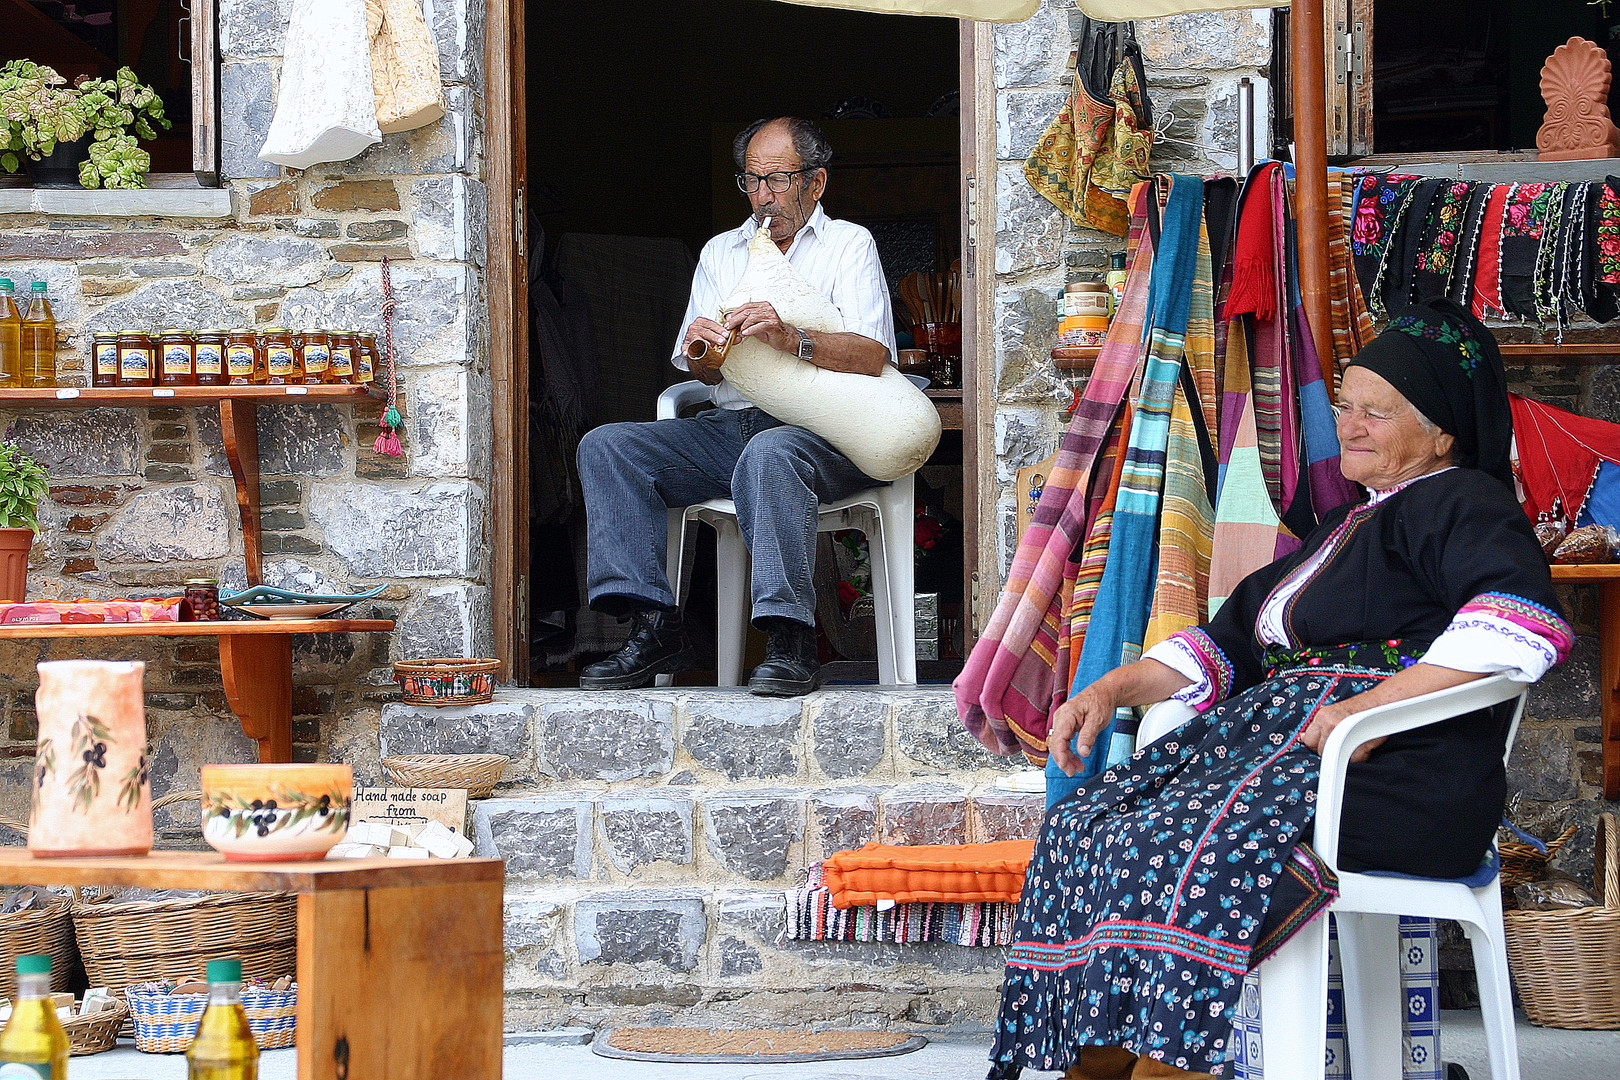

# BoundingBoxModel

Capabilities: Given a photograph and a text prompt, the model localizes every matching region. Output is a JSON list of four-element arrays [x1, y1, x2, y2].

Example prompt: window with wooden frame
[[1275, 1, 1620, 163], [5, 0, 216, 185]]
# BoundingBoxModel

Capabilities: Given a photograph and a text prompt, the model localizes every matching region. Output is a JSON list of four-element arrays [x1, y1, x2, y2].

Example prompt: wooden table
[[0, 619, 393, 763], [0, 850, 504, 1080], [1551, 565, 1620, 798]]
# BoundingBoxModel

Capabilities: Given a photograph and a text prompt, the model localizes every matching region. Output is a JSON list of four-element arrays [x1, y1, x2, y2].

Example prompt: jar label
[[195, 344, 223, 375], [267, 345, 295, 376], [0, 1062, 52, 1078], [163, 345, 192, 374], [357, 351, 374, 381], [227, 344, 255, 377], [95, 343, 118, 375], [302, 345, 330, 373], [330, 346, 354, 377], [119, 347, 151, 379]]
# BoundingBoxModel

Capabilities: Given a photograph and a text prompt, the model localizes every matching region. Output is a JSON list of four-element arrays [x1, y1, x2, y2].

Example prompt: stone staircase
[[378, 686, 1044, 1032]]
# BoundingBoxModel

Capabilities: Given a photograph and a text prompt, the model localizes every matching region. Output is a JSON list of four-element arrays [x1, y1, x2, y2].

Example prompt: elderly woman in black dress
[[988, 301, 1573, 1080]]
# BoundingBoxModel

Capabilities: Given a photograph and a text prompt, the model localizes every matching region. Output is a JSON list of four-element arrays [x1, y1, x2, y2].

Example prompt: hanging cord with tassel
[[374, 256, 404, 456]]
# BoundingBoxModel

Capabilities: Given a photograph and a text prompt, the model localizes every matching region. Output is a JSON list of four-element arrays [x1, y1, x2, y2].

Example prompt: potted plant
[[0, 442, 48, 601], [0, 61, 170, 189]]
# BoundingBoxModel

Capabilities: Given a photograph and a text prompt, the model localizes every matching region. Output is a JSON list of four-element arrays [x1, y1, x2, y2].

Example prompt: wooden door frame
[[485, 8, 992, 678], [487, 0, 528, 684]]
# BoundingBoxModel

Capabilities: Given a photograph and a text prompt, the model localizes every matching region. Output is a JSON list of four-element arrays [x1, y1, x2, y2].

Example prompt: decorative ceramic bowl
[[199, 764, 352, 862]]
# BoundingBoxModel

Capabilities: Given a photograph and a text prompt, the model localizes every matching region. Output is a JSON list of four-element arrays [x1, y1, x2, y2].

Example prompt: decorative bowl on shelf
[[220, 583, 387, 620], [199, 763, 352, 862]]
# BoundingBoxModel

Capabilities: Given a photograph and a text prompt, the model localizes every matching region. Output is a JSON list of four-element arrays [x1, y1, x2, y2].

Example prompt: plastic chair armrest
[[1314, 672, 1525, 868], [1139, 698, 1199, 746], [657, 379, 716, 421]]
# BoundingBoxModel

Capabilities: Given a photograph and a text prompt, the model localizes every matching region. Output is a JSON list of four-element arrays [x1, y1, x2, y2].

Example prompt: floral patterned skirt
[[988, 656, 1402, 1078]]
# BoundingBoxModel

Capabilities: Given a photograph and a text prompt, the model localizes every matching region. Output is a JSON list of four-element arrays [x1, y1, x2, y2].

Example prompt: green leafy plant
[[0, 441, 50, 532], [0, 61, 170, 189]]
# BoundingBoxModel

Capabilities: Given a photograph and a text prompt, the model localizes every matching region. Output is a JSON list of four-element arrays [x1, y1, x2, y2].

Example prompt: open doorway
[[518, 1, 966, 686]]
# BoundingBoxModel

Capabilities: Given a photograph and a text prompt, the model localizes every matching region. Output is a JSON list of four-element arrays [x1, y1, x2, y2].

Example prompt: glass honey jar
[[328, 331, 356, 384], [356, 333, 378, 385], [158, 329, 195, 387], [194, 329, 226, 387], [262, 327, 297, 385], [225, 329, 257, 386], [91, 331, 118, 388], [297, 330, 330, 386], [116, 329, 153, 387]]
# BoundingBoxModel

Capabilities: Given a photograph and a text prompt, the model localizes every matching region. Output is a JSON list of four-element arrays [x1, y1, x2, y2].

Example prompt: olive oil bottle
[[0, 280, 22, 390], [0, 954, 69, 1078], [186, 959, 259, 1080]]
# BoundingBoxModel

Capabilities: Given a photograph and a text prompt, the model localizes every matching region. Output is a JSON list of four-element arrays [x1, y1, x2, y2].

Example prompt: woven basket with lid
[[381, 754, 508, 798], [0, 817, 82, 1000]]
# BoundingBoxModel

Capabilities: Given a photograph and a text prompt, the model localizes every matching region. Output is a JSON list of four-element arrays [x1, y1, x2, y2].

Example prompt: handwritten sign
[[351, 787, 469, 836]]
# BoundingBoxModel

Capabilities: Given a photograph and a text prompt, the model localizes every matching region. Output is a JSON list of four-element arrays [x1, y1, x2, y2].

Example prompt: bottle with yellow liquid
[[186, 959, 258, 1080], [0, 280, 22, 389], [0, 954, 69, 1078], [19, 282, 54, 389]]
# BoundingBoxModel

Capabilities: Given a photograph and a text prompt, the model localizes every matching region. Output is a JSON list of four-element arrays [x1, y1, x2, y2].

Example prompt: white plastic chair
[[1139, 672, 1529, 1080], [654, 379, 920, 687]]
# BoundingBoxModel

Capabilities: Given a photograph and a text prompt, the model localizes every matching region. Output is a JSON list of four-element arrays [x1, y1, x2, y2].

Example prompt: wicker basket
[[127, 982, 298, 1053], [393, 657, 501, 706], [64, 998, 128, 1056], [1500, 822, 1578, 889], [70, 791, 297, 992], [1504, 812, 1620, 1028], [381, 753, 508, 798], [0, 816, 77, 999]]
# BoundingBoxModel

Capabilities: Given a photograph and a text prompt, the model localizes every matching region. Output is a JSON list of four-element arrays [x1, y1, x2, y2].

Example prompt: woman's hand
[[1049, 684, 1120, 776], [1300, 699, 1387, 763]]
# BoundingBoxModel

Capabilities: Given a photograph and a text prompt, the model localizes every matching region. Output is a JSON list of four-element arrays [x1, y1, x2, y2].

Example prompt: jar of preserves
[[183, 578, 221, 622], [262, 327, 297, 385], [297, 330, 330, 385], [194, 330, 226, 387], [356, 333, 378, 385], [158, 329, 195, 387], [116, 329, 153, 387], [328, 331, 356, 384], [225, 329, 257, 385], [90, 331, 118, 388]]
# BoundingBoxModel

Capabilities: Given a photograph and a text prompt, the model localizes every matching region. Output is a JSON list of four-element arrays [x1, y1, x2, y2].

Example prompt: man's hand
[[683, 316, 730, 385], [1300, 699, 1386, 763], [724, 301, 798, 355], [1048, 684, 1119, 776]]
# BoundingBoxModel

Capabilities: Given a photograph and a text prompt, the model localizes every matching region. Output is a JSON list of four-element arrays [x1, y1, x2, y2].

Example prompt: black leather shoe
[[748, 618, 821, 697], [579, 607, 696, 690]]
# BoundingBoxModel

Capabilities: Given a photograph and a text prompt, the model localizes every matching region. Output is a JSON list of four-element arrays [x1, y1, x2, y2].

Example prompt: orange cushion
[[821, 840, 1036, 909]]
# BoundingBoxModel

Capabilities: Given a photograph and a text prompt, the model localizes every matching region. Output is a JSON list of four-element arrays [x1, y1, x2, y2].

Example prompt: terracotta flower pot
[[29, 660, 152, 858], [0, 527, 34, 601]]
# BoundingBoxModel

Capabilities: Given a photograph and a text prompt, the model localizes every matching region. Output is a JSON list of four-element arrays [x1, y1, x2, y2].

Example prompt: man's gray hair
[[732, 117, 833, 174]]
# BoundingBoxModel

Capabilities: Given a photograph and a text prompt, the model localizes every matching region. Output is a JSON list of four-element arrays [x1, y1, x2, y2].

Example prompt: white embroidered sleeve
[[1143, 636, 1213, 706]]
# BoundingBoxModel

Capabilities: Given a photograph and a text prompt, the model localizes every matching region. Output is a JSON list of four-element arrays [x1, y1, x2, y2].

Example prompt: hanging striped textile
[[1054, 174, 1205, 801], [954, 186, 1157, 760]]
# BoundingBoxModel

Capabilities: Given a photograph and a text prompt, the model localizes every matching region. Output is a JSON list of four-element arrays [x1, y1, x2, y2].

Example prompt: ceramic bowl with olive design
[[199, 763, 352, 861]]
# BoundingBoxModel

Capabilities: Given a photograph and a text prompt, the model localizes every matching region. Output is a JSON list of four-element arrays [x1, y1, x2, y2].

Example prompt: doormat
[[591, 1027, 927, 1063]]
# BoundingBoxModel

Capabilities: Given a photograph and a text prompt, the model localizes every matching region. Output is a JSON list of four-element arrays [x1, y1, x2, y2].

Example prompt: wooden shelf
[[0, 617, 392, 639], [0, 850, 505, 1080], [1548, 566, 1620, 798], [1053, 346, 1102, 372], [0, 385, 384, 405], [1499, 343, 1620, 364], [1550, 564, 1620, 581]]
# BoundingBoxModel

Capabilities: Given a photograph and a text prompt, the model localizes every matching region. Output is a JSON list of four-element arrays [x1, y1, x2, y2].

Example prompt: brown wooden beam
[[1291, 0, 1335, 386]]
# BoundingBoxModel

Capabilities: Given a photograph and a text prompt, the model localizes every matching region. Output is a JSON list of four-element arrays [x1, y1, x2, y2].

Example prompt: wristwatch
[[795, 327, 814, 362]]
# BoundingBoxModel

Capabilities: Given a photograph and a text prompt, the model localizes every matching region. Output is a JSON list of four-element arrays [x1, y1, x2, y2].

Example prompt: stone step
[[379, 686, 1026, 794]]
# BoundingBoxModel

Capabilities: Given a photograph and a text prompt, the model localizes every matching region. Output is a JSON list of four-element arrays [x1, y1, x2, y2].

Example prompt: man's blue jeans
[[576, 406, 881, 627]]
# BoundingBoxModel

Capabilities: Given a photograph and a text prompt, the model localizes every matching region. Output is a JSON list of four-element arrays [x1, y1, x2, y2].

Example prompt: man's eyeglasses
[[735, 168, 815, 194]]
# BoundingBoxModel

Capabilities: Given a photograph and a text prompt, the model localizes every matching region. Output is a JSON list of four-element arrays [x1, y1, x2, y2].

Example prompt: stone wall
[[990, 3, 1272, 575], [0, 0, 488, 810]]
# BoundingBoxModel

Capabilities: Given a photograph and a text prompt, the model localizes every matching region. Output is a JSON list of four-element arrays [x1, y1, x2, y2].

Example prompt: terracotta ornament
[[29, 660, 152, 857], [1536, 37, 1620, 161]]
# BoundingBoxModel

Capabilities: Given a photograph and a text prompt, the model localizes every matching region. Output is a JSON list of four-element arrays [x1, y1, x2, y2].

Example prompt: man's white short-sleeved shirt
[[671, 204, 897, 410]]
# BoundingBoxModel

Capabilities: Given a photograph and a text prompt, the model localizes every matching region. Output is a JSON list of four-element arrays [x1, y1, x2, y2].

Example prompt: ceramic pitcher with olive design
[[29, 660, 152, 856]]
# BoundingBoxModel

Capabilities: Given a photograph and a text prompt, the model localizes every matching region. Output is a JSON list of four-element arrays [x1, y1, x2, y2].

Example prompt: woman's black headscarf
[[1343, 299, 1513, 489]]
